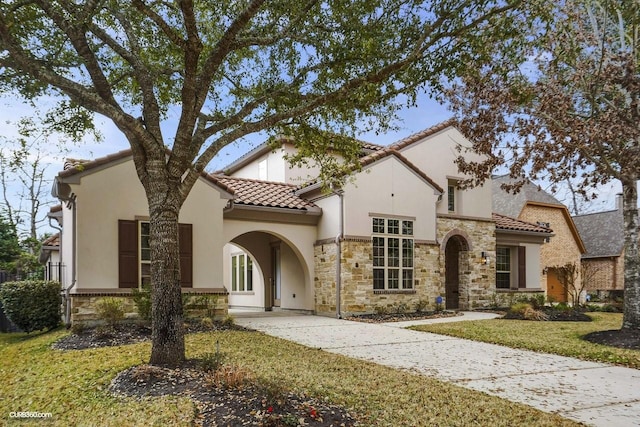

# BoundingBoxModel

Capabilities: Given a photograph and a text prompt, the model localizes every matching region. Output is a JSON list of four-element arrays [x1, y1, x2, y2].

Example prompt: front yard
[[0, 326, 580, 426], [410, 312, 640, 369]]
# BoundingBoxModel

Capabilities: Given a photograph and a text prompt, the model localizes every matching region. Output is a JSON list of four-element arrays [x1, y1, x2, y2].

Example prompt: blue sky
[[0, 91, 622, 238]]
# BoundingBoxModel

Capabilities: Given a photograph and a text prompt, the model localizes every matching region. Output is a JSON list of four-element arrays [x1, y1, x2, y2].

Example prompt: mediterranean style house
[[492, 176, 586, 302], [48, 121, 554, 323]]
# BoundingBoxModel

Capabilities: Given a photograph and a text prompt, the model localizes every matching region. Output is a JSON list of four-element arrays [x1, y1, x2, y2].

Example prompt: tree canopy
[[445, 0, 640, 329], [0, 0, 545, 365]]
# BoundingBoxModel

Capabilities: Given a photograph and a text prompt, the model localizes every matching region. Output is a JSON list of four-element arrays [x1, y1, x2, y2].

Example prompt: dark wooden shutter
[[518, 246, 527, 288], [179, 223, 193, 288], [118, 220, 138, 288]]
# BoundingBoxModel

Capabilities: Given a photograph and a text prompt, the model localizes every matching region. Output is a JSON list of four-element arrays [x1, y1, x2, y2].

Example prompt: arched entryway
[[443, 234, 470, 310]]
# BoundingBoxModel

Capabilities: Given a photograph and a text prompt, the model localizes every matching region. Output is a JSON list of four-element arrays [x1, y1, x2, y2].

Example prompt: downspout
[[52, 179, 76, 326], [47, 214, 62, 282], [333, 188, 344, 319], [65, 196, 77, 326]]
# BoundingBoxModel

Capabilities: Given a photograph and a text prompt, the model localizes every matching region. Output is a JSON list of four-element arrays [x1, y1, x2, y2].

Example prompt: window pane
[[373, 269, 384, 289], [402, 270, 413, 289], [141, 222, 150, 235], [388, 269, 399, 289], [402, 221, 413, 235], [496, 247, 511, 272], [402, 239, 413, 267], [387, 219, 399, 234], [496, 272, 510, 289], [388, 238, 399, 267], [373, 237, 385, 267], [448, 183, 455, 211], [141, 235, 150, 250], [141, 249, 151, 261], [247, 256, 253, 291], [231, 256, 237, 291], [372, 218, 385, 234], [239, 255, 245, 291]]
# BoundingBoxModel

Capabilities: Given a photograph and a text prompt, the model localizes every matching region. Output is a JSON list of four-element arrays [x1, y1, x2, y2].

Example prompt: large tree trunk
[[622, 178, 640, 330], [149, 205, 185, 366]]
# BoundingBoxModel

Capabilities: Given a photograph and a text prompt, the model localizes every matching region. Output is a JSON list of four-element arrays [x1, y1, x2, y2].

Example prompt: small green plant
[[414, 299, 429, 313], [222, 314, 235, 327], [554, 302, 571, 312], [509, 302, 531, 316], [200, 316, 214, 329], [393, 302, 409, 314], [131, 285, 152, 321], [70, 322, 85, 335], [0, 280, 61, 332], [373, 305, 388, 315], [199, 341, 226, 372], [95, 297, 125, 327], [529, 294, 546, 310]]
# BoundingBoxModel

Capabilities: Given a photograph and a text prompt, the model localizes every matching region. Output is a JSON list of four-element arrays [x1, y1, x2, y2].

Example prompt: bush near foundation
[[0, 280, 61, 332]]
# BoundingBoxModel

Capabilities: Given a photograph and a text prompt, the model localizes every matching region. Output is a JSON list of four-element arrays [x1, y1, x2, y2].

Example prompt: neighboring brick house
[[573, 196, 625, 299], [493, 176, 586, 302]]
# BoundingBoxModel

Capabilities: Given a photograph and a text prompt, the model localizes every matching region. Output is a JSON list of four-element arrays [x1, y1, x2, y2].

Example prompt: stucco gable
[[57, 149, 234, 198]]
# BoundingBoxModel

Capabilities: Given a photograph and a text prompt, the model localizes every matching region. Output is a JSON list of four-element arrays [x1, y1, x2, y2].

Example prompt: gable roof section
[[359, 148, 444, 194], [214, 175, 320, 211], [57, 149, 234, 196], [573, 209, 624, 258], [492, 175, 586, 253], [493, 213, 553, 234], [219, 135, 384, 175], [388, 119, 456, 151], [492, 175, 564, 218]]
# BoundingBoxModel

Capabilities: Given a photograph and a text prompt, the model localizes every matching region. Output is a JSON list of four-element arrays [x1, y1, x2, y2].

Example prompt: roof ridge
[[388, 118, 456, 151], [213, 174, 298, 188]]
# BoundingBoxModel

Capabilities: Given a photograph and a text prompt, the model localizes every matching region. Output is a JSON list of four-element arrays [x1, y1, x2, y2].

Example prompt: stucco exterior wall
[[343, 156, 439, 242], [223, 219, 317, 311], [66, 158, 229, 292], [397, 128, 492, 219], [519, 205, 583, 292]]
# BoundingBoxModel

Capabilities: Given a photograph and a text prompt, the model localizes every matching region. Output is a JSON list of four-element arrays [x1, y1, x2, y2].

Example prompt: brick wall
[[582, 255, 624, 292], [519, 205, 583, 292]]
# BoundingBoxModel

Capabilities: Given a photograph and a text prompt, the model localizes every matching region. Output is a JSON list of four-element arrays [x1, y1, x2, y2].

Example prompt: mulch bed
[[583, 328, 640, 350], [53, 321, 359, 426], [111, 363, 358, 427], [344, 310, 460, 323]]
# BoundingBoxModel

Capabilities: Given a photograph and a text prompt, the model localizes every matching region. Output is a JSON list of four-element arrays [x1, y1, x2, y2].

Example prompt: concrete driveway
[[234, 312, 640, 427]]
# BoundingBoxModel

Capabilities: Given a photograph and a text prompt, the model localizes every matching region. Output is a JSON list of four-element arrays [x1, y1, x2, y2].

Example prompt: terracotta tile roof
[[59, 149, 133, 178], [214, 175, 319, 211], [493, 213, 553, 234], [57, 149, 234, 196], [388, 119, 456, 151], [42, 233, 60, 247]]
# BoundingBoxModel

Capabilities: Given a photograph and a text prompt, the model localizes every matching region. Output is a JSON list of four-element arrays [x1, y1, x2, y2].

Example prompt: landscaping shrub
[[414, 299, 429, 313], [508, 302, 531, 316], [131, 285, 152, 321], [0, 280, 61, 332], [95, 297, 125, 326]]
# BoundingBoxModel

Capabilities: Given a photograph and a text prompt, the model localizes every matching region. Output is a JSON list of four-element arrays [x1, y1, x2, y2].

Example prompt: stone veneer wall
[[436, 216, 497, 309], [70, 291, 229, 325], [315, 238, 444, 316]]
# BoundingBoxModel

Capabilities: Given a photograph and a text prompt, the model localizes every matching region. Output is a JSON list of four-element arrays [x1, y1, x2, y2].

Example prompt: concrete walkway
[[235, 312, 640, 427]]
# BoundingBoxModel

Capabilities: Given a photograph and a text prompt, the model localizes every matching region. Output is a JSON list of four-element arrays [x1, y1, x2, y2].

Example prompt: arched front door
[[445, 237, 464, 309]]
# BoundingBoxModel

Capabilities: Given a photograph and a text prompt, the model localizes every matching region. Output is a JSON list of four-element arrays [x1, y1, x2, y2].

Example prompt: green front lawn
[[410, 312, 640, 369], [0, 327, 580, 426]]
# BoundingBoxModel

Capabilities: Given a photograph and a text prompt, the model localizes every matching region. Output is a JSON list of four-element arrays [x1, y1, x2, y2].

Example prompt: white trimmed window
[[139, 221, 151, 287], [372, 218, 414, 290], [231, 253, 253, 292]]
